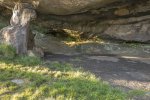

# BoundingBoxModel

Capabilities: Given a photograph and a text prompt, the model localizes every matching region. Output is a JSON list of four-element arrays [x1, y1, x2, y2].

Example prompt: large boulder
[[102, 20, 150, 42], [0, 3, 36, 54]]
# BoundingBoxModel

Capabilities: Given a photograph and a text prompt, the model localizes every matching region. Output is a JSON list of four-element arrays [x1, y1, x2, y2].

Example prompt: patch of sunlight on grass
[[0, 56, 135, 100], [0, 56, 42, 66]]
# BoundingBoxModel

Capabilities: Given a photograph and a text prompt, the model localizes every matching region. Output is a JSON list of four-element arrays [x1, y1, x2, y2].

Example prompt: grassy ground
[[0, 45, 146, 100], [0, 56, 128, 100]]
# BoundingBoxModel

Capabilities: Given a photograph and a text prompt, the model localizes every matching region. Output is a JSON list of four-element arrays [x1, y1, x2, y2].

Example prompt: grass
[[0, 55, 128, 100], [0, 44, 16, 59], [127, 90, 146, 98]]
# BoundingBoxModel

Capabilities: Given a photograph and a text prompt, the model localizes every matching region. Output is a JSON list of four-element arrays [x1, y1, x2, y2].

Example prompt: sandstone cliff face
[[0, 0, 123, 15], [0, 0, 150, 42]]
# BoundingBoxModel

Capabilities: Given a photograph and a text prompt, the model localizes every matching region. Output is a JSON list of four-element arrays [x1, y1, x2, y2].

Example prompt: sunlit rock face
[[36, 0, 120, 15], [0, 0, 121, 15], [0, 0, 150, 42]]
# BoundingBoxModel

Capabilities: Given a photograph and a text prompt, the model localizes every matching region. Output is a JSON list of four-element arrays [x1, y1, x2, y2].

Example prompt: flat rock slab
[[45, 54, 150, 91], [11, 79, 25, 85], [87, 56, 119, 62]]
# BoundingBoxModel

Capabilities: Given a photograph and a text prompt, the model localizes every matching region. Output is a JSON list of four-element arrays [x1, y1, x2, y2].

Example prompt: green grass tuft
[[127, 90, 146, 98], [0, 44, 16, 59]]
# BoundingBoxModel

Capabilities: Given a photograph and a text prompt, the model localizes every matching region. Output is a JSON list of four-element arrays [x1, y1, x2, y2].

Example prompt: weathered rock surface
[[102, 20, 150, 42], [0, 3, 36, 54], [0, 0, 125, 15], [1, 0, 150, 42], [34, 32, 77, 55], [73, 42, 150, 57], [34, 30, 150, 57]]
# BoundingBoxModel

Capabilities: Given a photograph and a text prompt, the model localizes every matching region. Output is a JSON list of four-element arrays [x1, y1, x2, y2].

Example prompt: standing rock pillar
[[0, 3, 36, 55]]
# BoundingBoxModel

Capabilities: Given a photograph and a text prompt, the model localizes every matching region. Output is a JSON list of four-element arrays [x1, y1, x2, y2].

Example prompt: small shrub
[[0, 44, 16, 59]]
